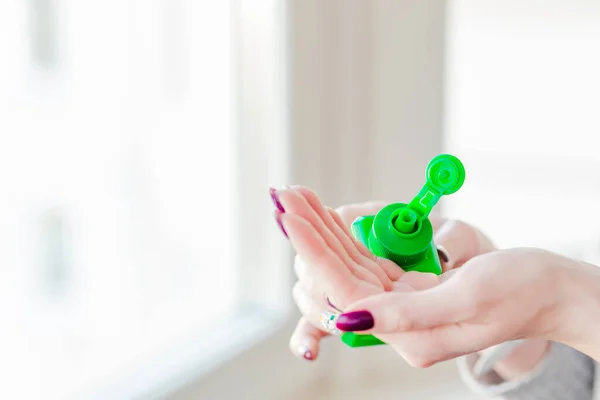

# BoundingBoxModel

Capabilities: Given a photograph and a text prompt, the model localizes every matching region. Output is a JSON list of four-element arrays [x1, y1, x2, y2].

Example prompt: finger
[[278, 188, 382, 288], [282, 186, 366, 266], [380, 324, 490, 368], [293, 186, 368, 264], [335, 201, 388, 227], [292, 209, 396, 289], [429, 215, 447, 232], [289, 317, 329, 361], [440, 267, 461, 283], [327, 207, 395, 289], [327, 207, 375, 262], [335, 278, 474, 334], [329, 207, 403, 283], [281, 213, 380, 306], [293, 281, 337, 332], [293, 254, 310, 281], [294, 187, 391, 288], [282, 213, 355, 293], [394, 271, 441, 291], [434, 220, 496, 272], [375, 258, 405, 283], [293, 256, 317, 298]]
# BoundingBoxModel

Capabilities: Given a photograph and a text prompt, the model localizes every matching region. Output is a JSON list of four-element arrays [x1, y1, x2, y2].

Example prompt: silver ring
[[437, 245, 450, 265], [319, 310, 341, 335]]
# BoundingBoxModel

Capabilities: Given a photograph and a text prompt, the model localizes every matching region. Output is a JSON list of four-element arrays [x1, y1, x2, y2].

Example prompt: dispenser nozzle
[[406, 154, 465, 220]]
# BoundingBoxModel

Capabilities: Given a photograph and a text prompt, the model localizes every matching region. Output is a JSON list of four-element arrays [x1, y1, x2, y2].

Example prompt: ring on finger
[[319, 310, 341, 335], [437, 245, 450, 265]]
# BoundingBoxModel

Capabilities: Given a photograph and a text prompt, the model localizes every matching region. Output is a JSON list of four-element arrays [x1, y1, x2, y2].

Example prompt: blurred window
[[0, 1, 268, 398], [445, 0, 600, 263]]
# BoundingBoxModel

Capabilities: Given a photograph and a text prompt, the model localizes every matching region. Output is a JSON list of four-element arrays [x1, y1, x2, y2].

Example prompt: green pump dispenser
[[341, 154, 466, 347]]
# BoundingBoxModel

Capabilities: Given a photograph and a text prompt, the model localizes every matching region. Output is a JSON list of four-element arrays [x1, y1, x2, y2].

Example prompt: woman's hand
[[271, 186, 399, 360], [270, 185, 494, 360], [334, 248, 600, 367]]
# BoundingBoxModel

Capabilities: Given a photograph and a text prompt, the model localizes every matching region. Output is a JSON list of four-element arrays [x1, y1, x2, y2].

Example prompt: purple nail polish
[[326, 295, 342, 312], [269, 187, 285, 213], [336, 311, 374, 332], [274, 210, 288, 238], [303, 350, 313, 360]]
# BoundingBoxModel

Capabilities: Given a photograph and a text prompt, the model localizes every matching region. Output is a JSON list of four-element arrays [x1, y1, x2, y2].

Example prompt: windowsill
[[80, 304, 290, 400]]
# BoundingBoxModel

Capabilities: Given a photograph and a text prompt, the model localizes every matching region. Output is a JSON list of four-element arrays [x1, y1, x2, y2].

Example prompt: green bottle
[[341, 154, 466, 347]]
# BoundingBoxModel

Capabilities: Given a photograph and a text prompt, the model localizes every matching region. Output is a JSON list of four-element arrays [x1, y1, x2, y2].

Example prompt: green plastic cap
[[367, 154, 465, 266], [409, 154, 465, 219], [393, 208, 418, 234]]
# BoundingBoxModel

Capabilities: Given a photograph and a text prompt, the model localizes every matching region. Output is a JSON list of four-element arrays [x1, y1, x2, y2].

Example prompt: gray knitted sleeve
[[457, 342, 595, 399]]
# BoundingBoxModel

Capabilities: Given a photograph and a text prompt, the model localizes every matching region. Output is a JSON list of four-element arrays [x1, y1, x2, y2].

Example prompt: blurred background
[[0, 0, 599, 399]]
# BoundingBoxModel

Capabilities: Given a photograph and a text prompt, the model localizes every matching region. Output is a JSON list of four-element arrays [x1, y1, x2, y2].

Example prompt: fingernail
[[437, 246, 449, 263], [274, 210, 288, 238], [298, 345, 313, 360], [269, 187, 285, 213], [336, 311, 374, 332]]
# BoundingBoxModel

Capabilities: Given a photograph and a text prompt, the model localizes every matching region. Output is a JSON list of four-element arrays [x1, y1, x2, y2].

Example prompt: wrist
[[554, 257, 600, 359], [492, 339, 551, 381]]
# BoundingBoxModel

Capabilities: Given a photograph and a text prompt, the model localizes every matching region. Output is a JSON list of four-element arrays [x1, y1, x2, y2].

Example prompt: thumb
[[434, 219, 496, 272], [335, 278, 474, 334]]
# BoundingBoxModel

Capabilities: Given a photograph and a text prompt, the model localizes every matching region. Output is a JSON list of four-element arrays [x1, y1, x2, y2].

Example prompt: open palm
[[277, 185, 400, 299], [273, 185, 453, 359]]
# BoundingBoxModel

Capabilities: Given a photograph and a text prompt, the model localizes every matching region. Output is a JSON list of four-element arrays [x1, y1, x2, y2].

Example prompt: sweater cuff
[[457, 342, 595, 399]]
